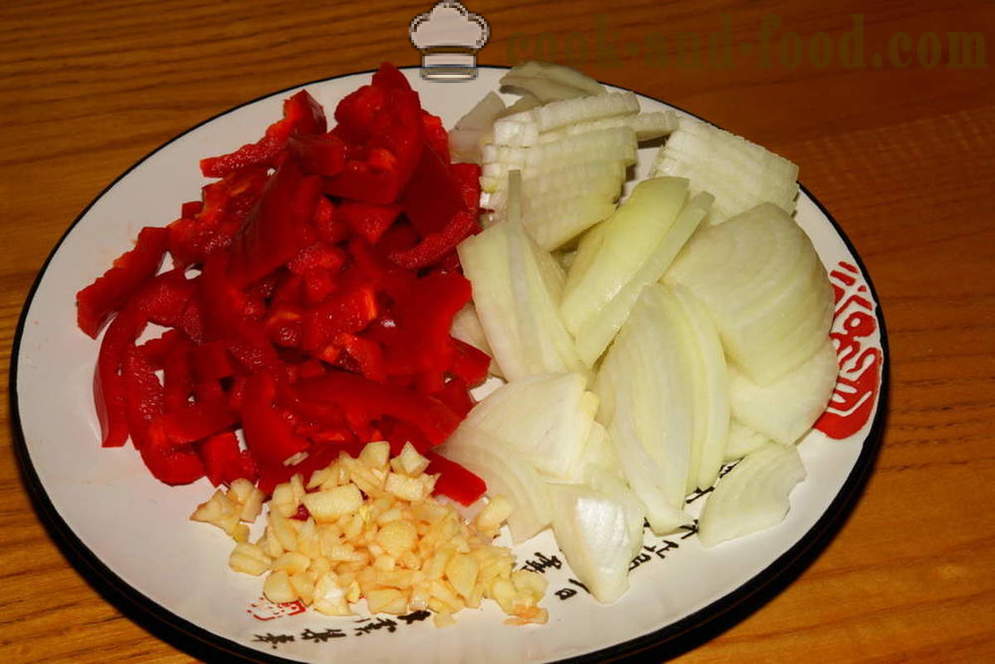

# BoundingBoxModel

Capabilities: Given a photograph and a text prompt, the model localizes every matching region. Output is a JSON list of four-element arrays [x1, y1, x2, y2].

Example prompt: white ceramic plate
[[12, 66, 888, 663]]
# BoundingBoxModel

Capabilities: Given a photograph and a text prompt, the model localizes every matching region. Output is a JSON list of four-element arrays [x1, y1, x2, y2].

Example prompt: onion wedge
[[697, 443, 806, 547]]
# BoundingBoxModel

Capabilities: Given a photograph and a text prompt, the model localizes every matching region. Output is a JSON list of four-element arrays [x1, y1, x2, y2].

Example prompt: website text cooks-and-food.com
[[506, 14, 988, 71]]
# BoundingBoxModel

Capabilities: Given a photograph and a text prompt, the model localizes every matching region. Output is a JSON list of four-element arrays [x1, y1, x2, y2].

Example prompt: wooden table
[[2, 0, 993, 661]]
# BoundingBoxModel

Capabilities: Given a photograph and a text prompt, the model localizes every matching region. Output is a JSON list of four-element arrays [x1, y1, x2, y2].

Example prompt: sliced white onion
[[458, 172, 588, 380], [500, 61, 605, 102], [665, 203, 834, 385], [570, 189, 710, 365], [595, 285, 696, 534], [437, 427, 551, 543], [651, 115, 799, 224], [670, 284, 730, 491], [729, 338, 838, 444], [484, 160, 626, 211], [723, 420, 773, 461], [547, 477, 644, 603], [496, 91, 543, 118], [697, 443, 806, 547], [562, 178, 690, 335], [482, 126, 637, 177], [463, 373, 596, 481], [539, 110, 679, 144], [449, 92, 506, 164]]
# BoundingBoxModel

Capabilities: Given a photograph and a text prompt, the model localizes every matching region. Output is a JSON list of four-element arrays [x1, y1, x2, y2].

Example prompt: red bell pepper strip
[[241, 373, 311, 476], [333, 84, 387, 144], [334, 333, 386, 382], [290, 133, 346, 177], [287, 242, 346, 275], [300, 285, 378, 351], [265, 304, 304, 348], [123, 347, 206, 484], [226, 326, 283, 375], [371, 62, 412, 92], [191, 341, 235, 382], [194, 380, 225, 404], [312, 197, 349, 244], [200, 90, 326, 178], [294, 371, 461, 447], [162, 340, 194, 412], [338, 201, 401, 244], [448, 338, 491, 387], [323, 85, 424, 205], [421, 111, 450, 164], [227, 160, 322, 287], [394, 271, 472, 379], [76, 226, 168, 338], [93, 308, 147, 447], [379, 418, 431, 456], [199, 432, 257, 486], [132, 269, 197, 329], [161, 400, 239, 446], [181, 200, 203, 218], [283, 90, 327, 136], [387, 210, 478, 270], [450, 162, 482, 211], [399, 146, 465, 236], [431, 377, 475, 418], [199, 253, 246, 341], [425, 451, 487, 506], [136, 329, 184, 369]]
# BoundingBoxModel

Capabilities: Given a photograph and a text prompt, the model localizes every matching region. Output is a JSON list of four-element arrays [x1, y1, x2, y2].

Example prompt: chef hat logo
[[409, 1, 489, 80]]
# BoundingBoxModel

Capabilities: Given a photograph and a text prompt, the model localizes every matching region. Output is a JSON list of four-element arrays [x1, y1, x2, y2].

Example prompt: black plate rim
[[9, 64, 889, 664]]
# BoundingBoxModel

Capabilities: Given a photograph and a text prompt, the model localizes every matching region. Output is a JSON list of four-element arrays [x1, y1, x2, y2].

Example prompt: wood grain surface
[[2, 0, 993, 662]]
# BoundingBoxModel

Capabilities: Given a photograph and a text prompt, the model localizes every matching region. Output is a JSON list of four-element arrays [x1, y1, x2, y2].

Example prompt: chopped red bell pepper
[[294, 371, 461, 447], [192, 340, 235, 382], [338, 201, 401, 244], [312, 197, 349, 244], [399, 146, 465, 236], [287, 242, 346, 275], [300, 285, 378, 351], [161, 400, 239, 446], [228, 160, 322, 287], [133, 269, 197, 329], [391, 271, 472, 386], [94, 308, 147, 447], [241, 373, 311, 471], [265, 304, 305, 348], [199, 253, 246, 341], [449, 338, 491, 387], [290, 133, 346, 176], [85, 67, 491, 497], [425, 451, 487, 506], [199, 432, 257, 486], [76, 227, 168, 338], [431, 377, 475, 417], [333, 84, 387, 144], [421, 111, 450, 164], [334, 333, 386, 382], [122, 346, 205, 484], [200, 90, 326, 178], [282, 90, 327, 136], [162, 340, 194, 412], [450, 162, 482, 211], [323, 77, 424, 205], [371, 62, 412, 92], [387, 210, 478, 270], [181, 201, 203, 218], [136, 329, 185, 369]]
